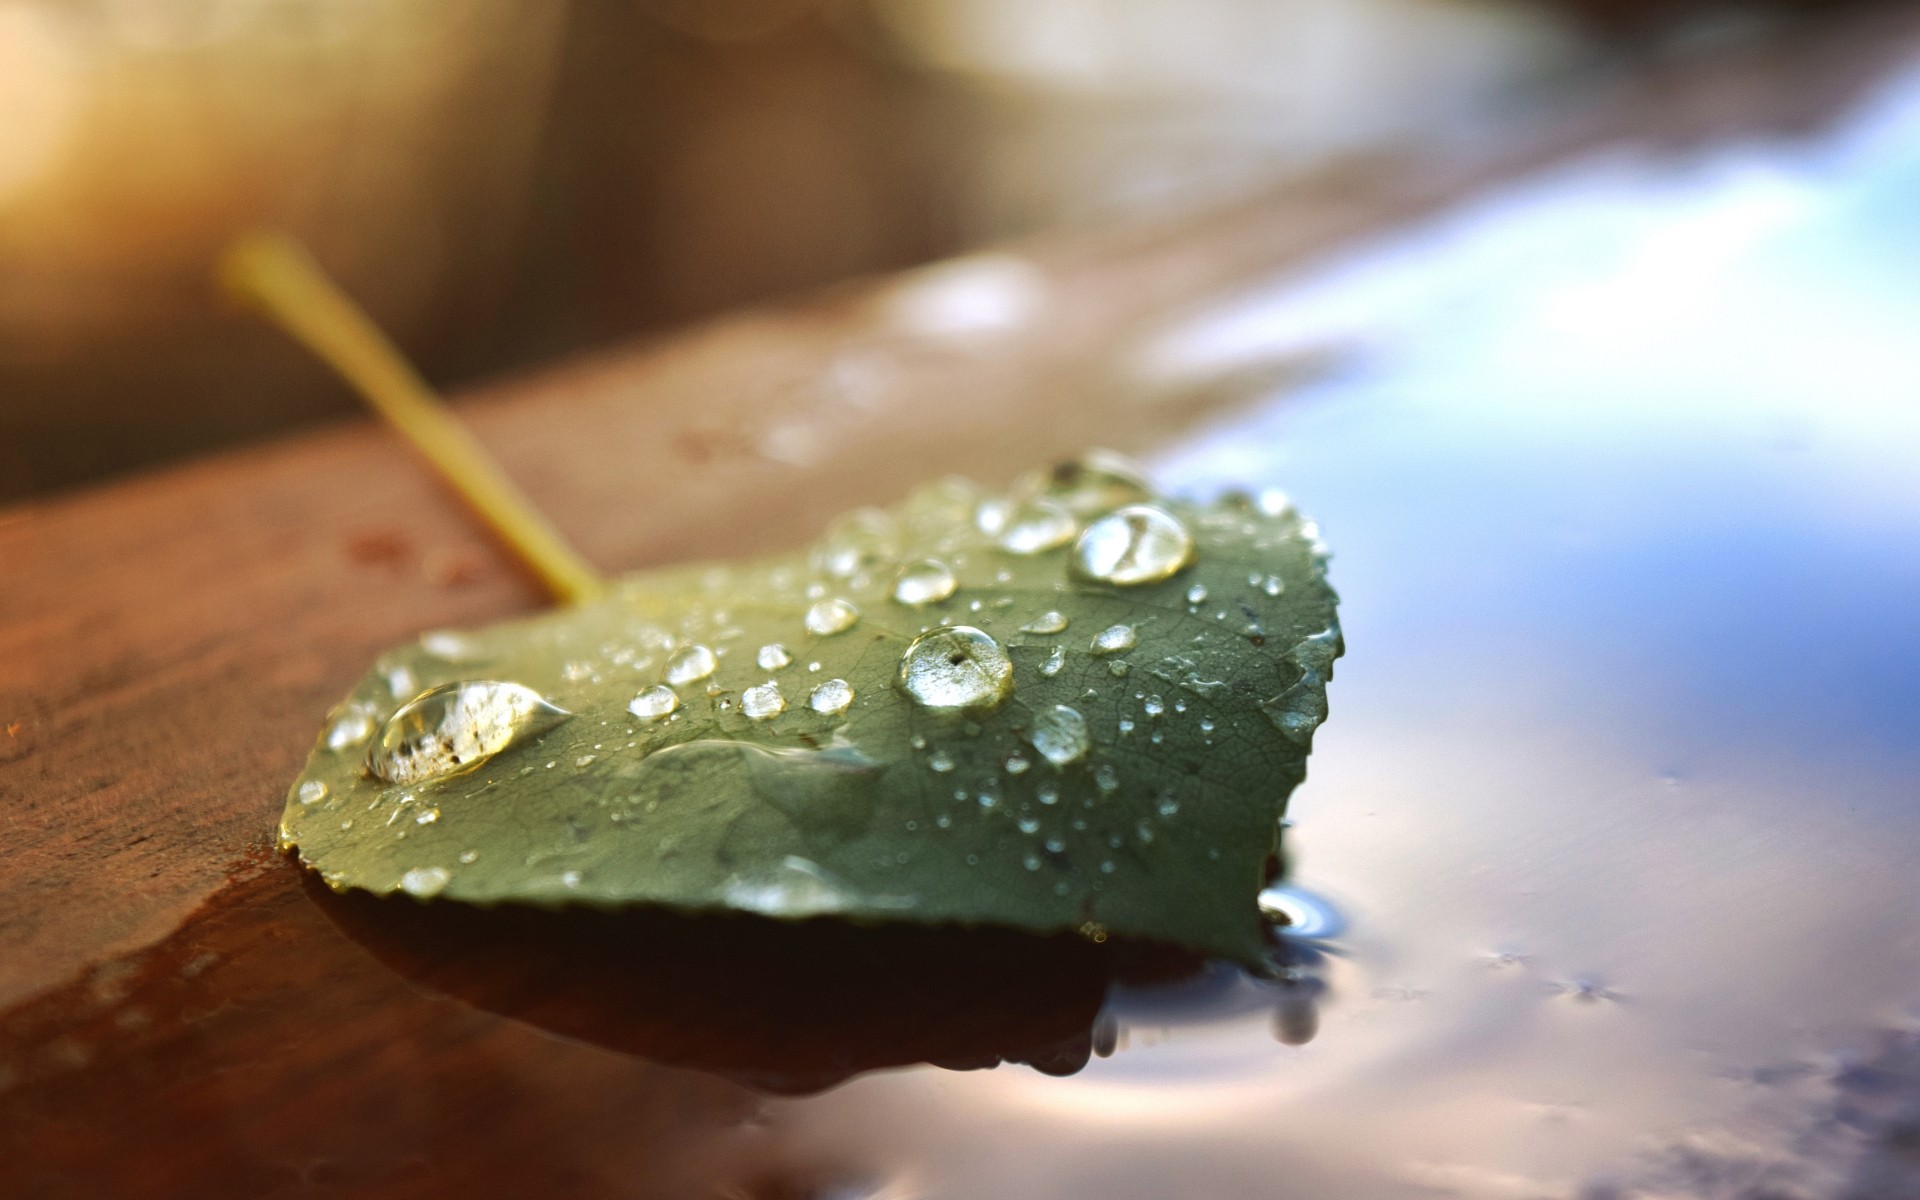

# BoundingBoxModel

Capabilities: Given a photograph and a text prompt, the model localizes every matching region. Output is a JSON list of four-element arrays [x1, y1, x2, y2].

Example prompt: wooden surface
[[4, 11, 1919, 1195]]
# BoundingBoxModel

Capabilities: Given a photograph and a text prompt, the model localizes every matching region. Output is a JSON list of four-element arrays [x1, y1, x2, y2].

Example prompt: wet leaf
[[280, 457, 1341, 968]]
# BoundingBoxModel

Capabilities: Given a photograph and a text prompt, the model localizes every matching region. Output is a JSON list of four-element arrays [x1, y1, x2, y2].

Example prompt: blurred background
[[0, 0, 1883, 500]]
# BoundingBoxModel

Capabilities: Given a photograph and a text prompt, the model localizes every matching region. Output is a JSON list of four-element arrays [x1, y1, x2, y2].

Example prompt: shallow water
[[760, 67, 1920, 1199]]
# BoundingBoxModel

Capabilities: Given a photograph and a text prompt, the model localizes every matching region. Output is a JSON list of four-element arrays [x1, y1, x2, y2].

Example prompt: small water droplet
[[1038, 784, 1059, 806], [805, 598, 860, 636], [665, 645, 718, 686], [1117, 717, 1135, 734], [368, 682, 566, 785], [1043, 450, 1156, 514], [1039, 646, 1066, 677], [1020, 611, 1069, 635], [457, 850, 479, 864], [296, 780, 328, 805], [420, 631, 481, 661], [1027, 704, 1089, 767], [892, 559, 958, 607], [628, 685, 680, 722], [1142, 695, 1165, 717], [1024, 853, 1042, 871], [1093, 763, 1120, 794], [1017, 815, 1041, 834], [929, 750, 957, 773], [1072, 504, 1194, 586], [398, 867, 450, 899], [808, 678, 855, 715], [757, 643, 793, 671], [1262, 574, 1285, 597], [415, 807, 440, 825], [813, 507, 899, 578], [1090, 624, 1137, 655], [997, 499, 1077, 554], [560, 870, 583, 889], [1005, 753, 1030, 775], [899, 626, 1015, 713], [326, 709, 374, 751], [741, 682, 787, 720], [1185, 583, 1208, 605]]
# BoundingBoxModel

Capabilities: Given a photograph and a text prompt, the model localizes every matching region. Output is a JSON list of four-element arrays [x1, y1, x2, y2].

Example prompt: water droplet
[[1038, 785, 1059, 806], [808, 678, 854, 715], [1039, 646, 1066, 677], [1043, 449, 1156, 514], [741, 682, 786, 720], [1143, 695, 1165, 717], [757, 643, 793, 671], [1017, 815, 1041, 834], [1005, 754, 1031, 775], [628, 685, 680, 722], [928, 750, 957, 772], [1090, 624, 1137, 655], [1071, 504, 1194, 586], [1262, 574, 1285, 597], [1117, 718, 1135, 734], [296, 780, 328, 805], [1185, 583, 1209, 605], [415, 807, 441, 825], [1024, 854, 1042, 871], [398, 866, 450, 899], [326, 709, 374, 751], [1093, 763, 1120, 794], [368, 682, 566, 785], [899, 626, 1015, 713], [891, 559, 958, 607], [420, 631, 481, 661], [1027, 704, 1089, 767], [665, 645, 718, 686], [457, 850, 479, 864], [561, 870, 583, 889], [1020, 611, 1069, 635], [997, 499, 1077, 554], [813, 507, 899, 578], [805, 598, 860, 636]]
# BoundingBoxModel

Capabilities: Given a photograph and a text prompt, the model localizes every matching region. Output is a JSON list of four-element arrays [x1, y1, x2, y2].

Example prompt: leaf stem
[[220, 231, 605, 606]]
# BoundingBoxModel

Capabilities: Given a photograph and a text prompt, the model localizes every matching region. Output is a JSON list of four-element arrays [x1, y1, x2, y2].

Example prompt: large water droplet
[[757, 643, 792, 671], [891, 559, 958, 607], [368, 682, 566, 785], [398, 866, 451, 899], [742, 682, 787, 720], [1039, 646, 1066, 677], [899, 626, 1015, 713], [997, 499, 1077, 555], [1090, 624, 1138, 655], [664, 644, 718, 685], [629, 684, 679, 722], [805, 598, 860, 636], [808, 678, 854, 715], [1027, 704, 1090, 767], [1071, 504, 1194, 586]]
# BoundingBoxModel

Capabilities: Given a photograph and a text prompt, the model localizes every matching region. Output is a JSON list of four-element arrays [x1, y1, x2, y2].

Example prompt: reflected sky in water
[[775, 63, 1920, 1200]]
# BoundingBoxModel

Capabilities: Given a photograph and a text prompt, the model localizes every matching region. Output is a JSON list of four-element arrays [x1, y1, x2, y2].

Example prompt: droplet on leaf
[[367, 681, 566, 785], [997, 499, 1077, 555], [808, 678, 855, 715], [398, 866, 451, 898], [665, 645, 718, 686], [629, 685, 679, 722], [1090, 624, 1138, 655], [1020, 611, 1069, 635], [1071, 504, 1194, 586], [757, 643, 793, 671], [1027, 704, 1090, 767], [891, 559, 958, 607], [899, 626, 1015, 713], [742, 682, 787, 720], [805, 598, 860, 636]]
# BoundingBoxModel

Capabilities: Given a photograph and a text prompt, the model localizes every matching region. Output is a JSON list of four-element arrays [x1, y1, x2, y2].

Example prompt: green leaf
[[280, 454, 1341, 968]]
